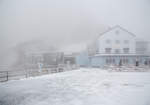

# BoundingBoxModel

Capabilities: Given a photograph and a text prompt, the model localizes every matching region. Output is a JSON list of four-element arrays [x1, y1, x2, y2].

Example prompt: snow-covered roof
[[97, 25, 136, 38]]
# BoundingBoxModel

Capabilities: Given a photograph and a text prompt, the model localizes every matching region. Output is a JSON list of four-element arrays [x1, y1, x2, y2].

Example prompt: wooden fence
[[0, 65, 78, 82], [0, 71, 8, 82], [0, 68, 64, 82]]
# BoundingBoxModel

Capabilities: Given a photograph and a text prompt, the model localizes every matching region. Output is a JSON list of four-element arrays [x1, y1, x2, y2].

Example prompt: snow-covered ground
[[0, 68, 150, 105]]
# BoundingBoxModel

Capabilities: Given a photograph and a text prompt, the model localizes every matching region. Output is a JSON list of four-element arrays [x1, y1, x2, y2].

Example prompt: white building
[[97, 26, 136, 54], [77, 25, 150, 67]]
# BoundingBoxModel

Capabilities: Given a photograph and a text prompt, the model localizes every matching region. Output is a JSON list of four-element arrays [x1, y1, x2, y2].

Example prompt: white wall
[[135, 38, 150, 54], [98, 27, 136, 54]]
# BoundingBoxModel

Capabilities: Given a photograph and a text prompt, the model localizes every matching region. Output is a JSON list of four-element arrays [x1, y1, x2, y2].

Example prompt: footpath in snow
[[0, 68, 150, 105]]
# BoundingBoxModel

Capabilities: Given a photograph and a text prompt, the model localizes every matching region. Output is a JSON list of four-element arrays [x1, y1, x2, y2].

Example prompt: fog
[[0, 0, 150, 66]]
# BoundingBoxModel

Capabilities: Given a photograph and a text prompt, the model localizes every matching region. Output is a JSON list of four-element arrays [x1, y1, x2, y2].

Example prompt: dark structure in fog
[[25, 52, 64, 68]]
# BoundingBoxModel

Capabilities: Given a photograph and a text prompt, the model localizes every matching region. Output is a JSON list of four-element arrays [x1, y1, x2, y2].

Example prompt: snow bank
[[0, 68, 150, 105]]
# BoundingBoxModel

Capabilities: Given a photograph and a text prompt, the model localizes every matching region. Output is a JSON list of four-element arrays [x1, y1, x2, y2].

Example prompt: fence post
[[6, 71, 8, 81], [25, 69, 28, 78]]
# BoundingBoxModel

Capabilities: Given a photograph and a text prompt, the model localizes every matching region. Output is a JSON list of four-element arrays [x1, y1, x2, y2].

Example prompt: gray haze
[[0, 0, 150, 66]]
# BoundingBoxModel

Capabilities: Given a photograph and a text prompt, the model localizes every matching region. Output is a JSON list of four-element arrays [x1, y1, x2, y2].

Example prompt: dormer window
[[115, 30, 120, 35]]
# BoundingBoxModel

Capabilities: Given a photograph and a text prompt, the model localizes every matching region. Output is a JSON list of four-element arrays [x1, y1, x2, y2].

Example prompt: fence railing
[[0, 65, 78, 82], [0, 71, 8, 82]]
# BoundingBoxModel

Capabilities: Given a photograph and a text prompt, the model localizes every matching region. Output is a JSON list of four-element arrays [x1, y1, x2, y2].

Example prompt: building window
[[124, 40, 129, 44], [105, 48, 112, 53], [139, 58, 142, 63], [123, 48, 129, 53], [115, 49, 120, 53], [106, 39, 111, 44], [106, 59, 110, 65], [106, 58, 112, 65], [115, 40, 120, 44], [112, 58, 116, 64], [115, 30, 120, 35], [122, 58, 129, 64], [106, 58, 116, 65]]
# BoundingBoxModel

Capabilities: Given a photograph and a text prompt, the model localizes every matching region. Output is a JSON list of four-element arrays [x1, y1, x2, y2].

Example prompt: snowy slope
[[0, 68, 150, 105]]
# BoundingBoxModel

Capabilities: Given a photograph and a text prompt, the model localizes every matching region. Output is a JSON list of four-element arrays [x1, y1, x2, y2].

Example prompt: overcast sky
[[1, 0, 150, 46], [0, 0, 150, 65]]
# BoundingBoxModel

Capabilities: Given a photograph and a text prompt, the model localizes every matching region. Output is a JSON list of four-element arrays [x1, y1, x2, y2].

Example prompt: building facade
[[77, 26, 150, 67]]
